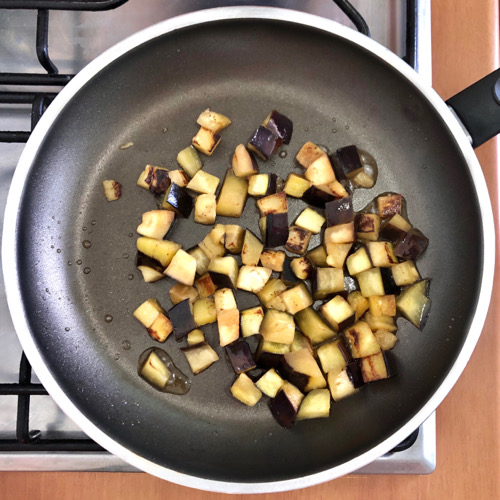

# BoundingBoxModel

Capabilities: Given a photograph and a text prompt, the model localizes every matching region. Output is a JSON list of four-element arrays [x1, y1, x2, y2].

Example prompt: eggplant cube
[[305, 154, 336, 186], [236, 265, 272, 293], [327, 367, 359, 401], [269, 382, 304, 428], [169, 169, 190, 188], [336, 145, 363, 179], [312, 267, 345, 300], [260, 250, 286, 272], [394, 228, 429, 261], [302, 185, 336, 208], [192, 297, 217, 326], [248, 174, 270, 197], [162, 183, 193, 218], [224, 225, 245, 254], [361, 352, 391, 383], [248, 125, 280, 160], [226, 340, 256, 373], [241, 230, 264, 266], [182, 342, 219, 374], [377, 193, 403, 218], [260, 309, 295, 345], [257, 278, 287, 308], [136, 237, 181, 268], [257, 191, 287, 216], [262, 110, 293, 144], [296, 389, 331, 421], [195, 273, 217, 298], [216, 169, 248, 218], [289, 257, 313, 280], [135, 252, 165, 283], [240, 306, 264, 338], [391, 260, 420, 286], [232, 144, 259, 178], [168, 299, 197, 340], [355, 213, 381, 241], [294, 307, 336, 345], [140, 351, 171, 389], [103, 179, 122, 201], [324, 222, 355, 244], [284, 173, 311, 198], [374, 329, 398, 351], [280, 283, 313, 315], [296, 141, 326, 168], [192, 126, 221, 156], [177, 145, 203, 177], [325, 196, 354, 226], [164, 249, 196, 286], [256, 338, 291, 369], [214, 288, 237, 314], [286, 226, 312, 255], [346, 246, 372, 276], [328, 180, 350, 199], [357, 267, 385, 297], [255, 369, 284, 398], [196, 108, 231, 133], [145, 166, 171, 195], [137, 210, 175, 240], [348, 291, 370, 320], [294, 207, 325, 234], [396, 279, 431, 329], [186, 170, 220, 195], [364, 311, 398, 333], [321, 295, 356, 331], [194, 194, 216, 225], [379, 214, 412, 242], [218, 308, 240, 346], [133, 298, 163, 328], [316, 338, 351, 374], [265, 213, 289, 248], [368, 295, 397, 317], [231, 373, 262, 407], [147, 313, 173, 343], [208, 256, 239, 289], [367, 241, 398, 267], [344, 321, 381, 358], [188, 246, 210, 275], [169, 283, 199, 305], [199, 232, 226, 261], [325, 243, 353, 269], [306, 245, 328, 267], [282, 348, 327, 392]]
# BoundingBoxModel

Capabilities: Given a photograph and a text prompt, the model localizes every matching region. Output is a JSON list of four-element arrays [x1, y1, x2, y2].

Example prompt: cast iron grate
[[0, 0, 419, 455]]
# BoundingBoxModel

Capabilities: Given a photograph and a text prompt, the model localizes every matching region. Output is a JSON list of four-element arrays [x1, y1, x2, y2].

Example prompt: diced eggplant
[[306, 245, 328, 267], [162, 183, 193, 218], [255, 369, 284, 398], [294, 207, 325, 234], [241, 230, 264, 266], [248, 125, 280, 160], [368, 295, 396, 317], [291, 330, 313, 355], [217, 308, 240, 346], [186, 170, 220, 195], [133, 298, 163, 328], [262, 110, 293, 144], [264, 212, 289, 248], [208, 256, 239, 289], [231, 373, 262, 407], [103, 179, 122, 201], [281, 258, 301, 284], [290, 257, 315, 282], [140, 351, 171, 389], [241, 306, 264, 338], [226, 339, 256, 373], [357, 267, 385, 297], [296, 141, 326, 168], [177, 145, 203, 177], [216, 169, 248, 217], [311, 267, 345, 300], [379, 214, 412, 242], [302, 185, 336, 208], [286, 226, 312, 255], [364, 311, 398, 333], [137, 166, 151, 189], [260, 309, 295, 345], [355, 213, 381, 241], [164, 249, 197, 286], [224, 224, 245, 254], [248, 174, 270, 197], [136, 237, 181, 268], [346, 246, 372, 276], [137, 210, 175, 240], [281, 349, 326, 392], [145, 166, 170, 195], [394, 228, 429, 261], [325, 196, 354, 226], [188, 246, 210, 275], [194, 193, 216, 225], [328, 180, 350, 199], [147, 313, 173, 343], [348, 291, 370, 320], [135, 252, 165, 283], [360, 351, 394, 383], [269, 382, 304, 428], [316, 337, 351, 374], [396, 279, 431, 329], [192, 126, 221, 156], [236, 265, 272, 293], [260, 250, 286, 272], [280, 283, 313, 315], [374, 329, 398, 350], [214, 288, 237, 313], [305, 155, 336, 186], [321, 295, 356, 331], [195, 273, 217, 298], [377, 193, 403, 218], [324, 222, 355, 244], [327, 367, 359, 401], [199, 231, 226, 260], [325, 243, 353, 268], [283, 173, 311, 198], [380, 267, 401, 295], [192, 297, 217, 326], [168, 169, 190, 188], [255, 337, 291, 369], [294, 307, 336, 345], [257, 278, 287, 306], [296, 389, 331, 421], [182, 341, 219, 374], [344, 321, 381, 358], [367, 241, 398, 267], [196, 108, 231, 133], [336, 145, 363, 179], [169, 283, 199, 305], [232, 144, 259, 178], [168, 298, 197, 341], [257, 191, 287, 216], [391, 260, 420, 286]]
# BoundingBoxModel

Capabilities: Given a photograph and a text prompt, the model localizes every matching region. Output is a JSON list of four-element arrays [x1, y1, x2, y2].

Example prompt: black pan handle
[[446, 68, 500, 148]]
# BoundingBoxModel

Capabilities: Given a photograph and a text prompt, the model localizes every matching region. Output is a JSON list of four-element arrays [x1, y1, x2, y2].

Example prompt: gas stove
[[0, 0, 435, 475]]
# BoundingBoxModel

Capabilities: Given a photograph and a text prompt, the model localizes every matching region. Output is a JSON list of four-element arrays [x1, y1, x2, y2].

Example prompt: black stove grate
[[0, 0, 419, 455]]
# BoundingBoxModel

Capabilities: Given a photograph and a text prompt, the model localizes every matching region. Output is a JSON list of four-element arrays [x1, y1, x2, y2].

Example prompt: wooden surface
[[1, 1, 499, 498]]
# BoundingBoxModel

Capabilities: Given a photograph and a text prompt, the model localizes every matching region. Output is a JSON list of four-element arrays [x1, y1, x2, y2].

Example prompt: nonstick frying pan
[[2, 7, 497, 493]]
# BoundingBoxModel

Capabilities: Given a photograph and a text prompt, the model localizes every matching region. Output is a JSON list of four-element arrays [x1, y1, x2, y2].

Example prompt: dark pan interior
[[15, 19, 483, 482]]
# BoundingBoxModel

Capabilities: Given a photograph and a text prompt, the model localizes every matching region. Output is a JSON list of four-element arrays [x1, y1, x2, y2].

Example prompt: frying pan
[[2, 7, 497, 493]]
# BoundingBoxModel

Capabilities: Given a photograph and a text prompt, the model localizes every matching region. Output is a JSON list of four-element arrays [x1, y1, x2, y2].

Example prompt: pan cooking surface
[[13, 19, 482, 481]]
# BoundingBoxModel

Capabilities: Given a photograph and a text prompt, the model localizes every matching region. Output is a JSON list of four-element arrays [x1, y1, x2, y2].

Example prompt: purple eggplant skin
[[256, 352, 284, 370], [280, 358, 310, 393], [281, 258, 301, 286], [263, 110, 293, 145], [164, 183, 193, 218], [147, 168, 171, 195], [208, 271, 235, 290], [325, 196, 354, 226], [336, 145, 363, 178], [302, 185, 337, 208], [266, 173, 278, 195], [248, 126, 281, 160], [269, 389, 297, 428], [266, 213, 289, 248], [394, 228, 429, 261], [168, 299, 197, 341], [346, 360, 364, 389], [135, 251, 164, 273], [337, 338, 353, 364], [379, 221, 407, 243], [225, 340, 256, 374], [380, 267, 401, 295], [381, 351, 396, 378]]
